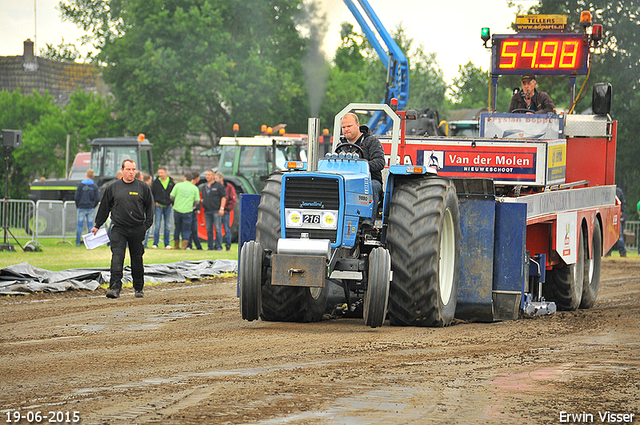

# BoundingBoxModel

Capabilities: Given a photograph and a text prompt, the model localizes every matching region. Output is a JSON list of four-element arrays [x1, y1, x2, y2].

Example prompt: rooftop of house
[[0, 39, 108, 106]]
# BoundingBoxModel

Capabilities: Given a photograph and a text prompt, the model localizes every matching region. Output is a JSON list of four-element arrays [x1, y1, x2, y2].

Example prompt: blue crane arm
[[343, 0, 409, 134]]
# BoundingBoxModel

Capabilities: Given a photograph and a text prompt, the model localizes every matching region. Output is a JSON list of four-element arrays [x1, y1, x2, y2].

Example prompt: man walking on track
[[92, 159, 154, 299]]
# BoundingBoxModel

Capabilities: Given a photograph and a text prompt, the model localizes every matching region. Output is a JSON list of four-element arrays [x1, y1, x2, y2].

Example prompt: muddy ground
[[0, 259, 639, 425]]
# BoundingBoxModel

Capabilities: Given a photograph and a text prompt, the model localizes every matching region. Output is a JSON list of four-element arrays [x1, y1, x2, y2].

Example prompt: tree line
[[1, 0, 638, 218]]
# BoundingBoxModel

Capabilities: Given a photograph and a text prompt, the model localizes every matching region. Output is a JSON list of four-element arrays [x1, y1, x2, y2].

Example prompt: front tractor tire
[[256, 173, 328, 323], [386, 177, 461, 327], [239, 241, 263, 321], [364, 247, 391, 328]]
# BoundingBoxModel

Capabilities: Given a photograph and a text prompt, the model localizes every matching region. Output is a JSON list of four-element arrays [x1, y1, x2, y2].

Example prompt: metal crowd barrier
[[624, 220, 639, 253], [28, 200, 85, 245], [0, 199, 96, 246], [3, 198, 638, 253], [0, 199, 37, 246], [9, 199, 174, 247]]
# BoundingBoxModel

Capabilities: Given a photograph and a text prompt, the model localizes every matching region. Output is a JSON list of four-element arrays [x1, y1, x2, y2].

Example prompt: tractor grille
[[283, 176, 340, 209], [283, 176, 340, 243], [286, 227, 338, 242]]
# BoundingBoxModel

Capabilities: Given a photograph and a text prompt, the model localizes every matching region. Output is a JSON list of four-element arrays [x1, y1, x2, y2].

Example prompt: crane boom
[[343, 0, 409, 134]]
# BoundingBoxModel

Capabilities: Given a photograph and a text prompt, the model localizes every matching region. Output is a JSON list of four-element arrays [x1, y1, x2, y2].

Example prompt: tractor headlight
[[321, 211, 337, 229], [286, 210, 303, 227]]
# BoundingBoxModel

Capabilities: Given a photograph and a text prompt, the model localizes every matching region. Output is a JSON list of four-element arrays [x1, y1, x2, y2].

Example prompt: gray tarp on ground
[[0, 260, 238, 295]]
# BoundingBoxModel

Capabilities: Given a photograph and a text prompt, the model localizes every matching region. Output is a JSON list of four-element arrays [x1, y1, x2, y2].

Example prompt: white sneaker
[[165, 245, 173, 250], [152, 245, 158, 249]]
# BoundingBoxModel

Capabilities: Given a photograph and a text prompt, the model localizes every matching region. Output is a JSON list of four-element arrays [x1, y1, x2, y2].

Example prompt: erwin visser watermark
[[559, 411, 635, 423]]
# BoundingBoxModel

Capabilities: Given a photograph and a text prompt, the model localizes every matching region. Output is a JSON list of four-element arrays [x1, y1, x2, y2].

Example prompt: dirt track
[[1, 259, 639, 424]]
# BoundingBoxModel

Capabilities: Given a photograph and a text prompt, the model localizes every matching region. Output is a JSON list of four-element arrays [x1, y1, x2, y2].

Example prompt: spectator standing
[[216, 173, 236, 251], [151, 167, 175, 249], [187, 171, 203, 250], [92, 159, 154, 299], [75, 169, 100, 246], [170, 172, 201, 250], [201, 170, 226, 251]]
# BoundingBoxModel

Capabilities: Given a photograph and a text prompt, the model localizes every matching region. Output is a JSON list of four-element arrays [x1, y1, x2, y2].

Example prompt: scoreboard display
[[491, 33, 589, 76]]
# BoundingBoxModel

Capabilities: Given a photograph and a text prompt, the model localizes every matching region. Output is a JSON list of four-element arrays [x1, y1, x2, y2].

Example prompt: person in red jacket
[[216, 173, 236, 251]]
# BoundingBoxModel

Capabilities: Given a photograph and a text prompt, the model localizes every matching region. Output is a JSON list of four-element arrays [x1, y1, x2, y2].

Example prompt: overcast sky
[[1, 0, 536, 82]]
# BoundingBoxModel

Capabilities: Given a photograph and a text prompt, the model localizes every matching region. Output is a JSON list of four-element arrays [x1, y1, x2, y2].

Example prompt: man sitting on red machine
[[509, 73, 556, 114]]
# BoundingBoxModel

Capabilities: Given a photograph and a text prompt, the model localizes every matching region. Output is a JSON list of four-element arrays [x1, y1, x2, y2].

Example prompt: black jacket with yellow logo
[[95, 179, 154, 230]]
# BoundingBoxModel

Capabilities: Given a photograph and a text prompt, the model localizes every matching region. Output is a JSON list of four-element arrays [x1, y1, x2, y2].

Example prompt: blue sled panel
[[239, 194, 261, 249], [456, 196, 495, 322], [492, 202, 527, 320]]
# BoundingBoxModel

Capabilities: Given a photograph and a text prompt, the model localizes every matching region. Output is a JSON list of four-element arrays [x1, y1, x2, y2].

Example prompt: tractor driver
[[509, 73, 556, 114], [340, 113, 385, 217]]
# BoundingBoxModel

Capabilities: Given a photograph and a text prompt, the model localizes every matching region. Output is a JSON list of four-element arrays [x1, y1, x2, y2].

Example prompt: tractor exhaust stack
[[307, 117, 320, 171]]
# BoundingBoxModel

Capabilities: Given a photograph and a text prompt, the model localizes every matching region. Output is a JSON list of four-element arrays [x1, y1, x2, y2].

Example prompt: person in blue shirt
[[74, 169, 99, 246]]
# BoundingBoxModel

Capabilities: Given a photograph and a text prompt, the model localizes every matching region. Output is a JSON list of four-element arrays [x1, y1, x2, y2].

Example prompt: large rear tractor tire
[[364, 247, 391, 328], [386, 177, 461, 327], [544, 227, 585, 310], [580, 219, 602, 309], [239, 241, 263, 321], [256, 173, 328, 323]]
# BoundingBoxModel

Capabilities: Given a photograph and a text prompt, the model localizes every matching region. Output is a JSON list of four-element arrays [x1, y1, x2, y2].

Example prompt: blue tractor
[[239, 104, 461, 328]]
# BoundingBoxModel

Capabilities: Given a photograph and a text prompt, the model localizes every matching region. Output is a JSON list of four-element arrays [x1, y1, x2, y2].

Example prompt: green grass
[[0, 237, 238, 271]]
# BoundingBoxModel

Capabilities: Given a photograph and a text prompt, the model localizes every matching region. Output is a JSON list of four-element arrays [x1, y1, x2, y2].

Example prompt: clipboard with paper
[[83, 228, 110, 249]]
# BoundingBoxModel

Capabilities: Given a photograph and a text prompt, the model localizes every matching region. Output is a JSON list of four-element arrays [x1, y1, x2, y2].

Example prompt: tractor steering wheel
[[510, 108, 534, 114], [334, 142, 364, 158]]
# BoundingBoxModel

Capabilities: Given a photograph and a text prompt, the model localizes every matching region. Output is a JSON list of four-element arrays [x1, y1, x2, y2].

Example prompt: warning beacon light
[[481, 27, 491, 47], [591, 24, 603, 45], [579, 11, 592, 28]]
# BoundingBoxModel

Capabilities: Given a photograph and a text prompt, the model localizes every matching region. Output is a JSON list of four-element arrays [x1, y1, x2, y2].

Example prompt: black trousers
[[110, 224, 146, 291]]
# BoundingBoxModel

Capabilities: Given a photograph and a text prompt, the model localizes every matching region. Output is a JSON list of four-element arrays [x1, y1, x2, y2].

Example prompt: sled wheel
[[544, 227, 585, 310], [580, 219, 601, 309]]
